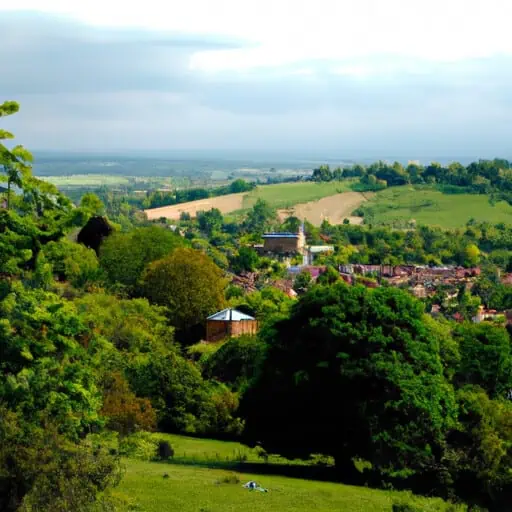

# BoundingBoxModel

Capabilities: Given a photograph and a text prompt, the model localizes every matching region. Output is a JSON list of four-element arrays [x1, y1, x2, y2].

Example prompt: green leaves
[[0, 129, 14, 140], [0, 284, 102, 438], [0, 100, 20, 117], [242, 283, 457, 478]]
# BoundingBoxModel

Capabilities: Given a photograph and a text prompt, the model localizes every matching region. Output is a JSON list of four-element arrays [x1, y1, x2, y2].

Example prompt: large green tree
[[99, 225, 185, 294], [142, 248, 227, 342], [241, 283, 457, 481]]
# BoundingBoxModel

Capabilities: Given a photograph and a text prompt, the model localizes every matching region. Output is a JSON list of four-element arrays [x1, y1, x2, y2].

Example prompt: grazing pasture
[[358, 186, 512, 228], [116, 434, 460, 512]]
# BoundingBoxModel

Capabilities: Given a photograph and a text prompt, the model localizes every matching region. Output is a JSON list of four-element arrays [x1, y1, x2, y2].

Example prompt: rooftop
[[207, 308, 255, 322], [308, 245, 334, 253], [263, 232, 300, 238]]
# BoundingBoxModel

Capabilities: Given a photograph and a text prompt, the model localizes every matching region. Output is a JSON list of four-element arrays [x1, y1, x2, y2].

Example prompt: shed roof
[[207, 308, 255, 321]]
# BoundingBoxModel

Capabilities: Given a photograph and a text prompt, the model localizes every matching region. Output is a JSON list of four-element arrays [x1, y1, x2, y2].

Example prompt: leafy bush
[[40, 239, 100, 288], [157, 440, 174, 460], [119, 432, 160, 461]]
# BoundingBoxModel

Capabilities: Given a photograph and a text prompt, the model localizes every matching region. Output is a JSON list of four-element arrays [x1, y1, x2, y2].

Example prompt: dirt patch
[[277, 192, 370, 226], [144, 192, 248, 221]]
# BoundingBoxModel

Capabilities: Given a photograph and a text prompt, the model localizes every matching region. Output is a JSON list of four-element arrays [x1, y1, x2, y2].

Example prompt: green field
[[42, 174, 132, 187], [242, 181, 355, 210], [115, 434, 459, 511], [359, 186, 512, 228]]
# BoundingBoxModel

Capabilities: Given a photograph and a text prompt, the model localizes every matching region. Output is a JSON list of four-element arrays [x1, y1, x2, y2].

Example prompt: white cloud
[[3, 0, 512, 74]]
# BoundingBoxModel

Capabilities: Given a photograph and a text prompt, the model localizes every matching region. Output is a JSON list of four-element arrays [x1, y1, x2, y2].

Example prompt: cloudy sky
[[1, 0, 512, 158]]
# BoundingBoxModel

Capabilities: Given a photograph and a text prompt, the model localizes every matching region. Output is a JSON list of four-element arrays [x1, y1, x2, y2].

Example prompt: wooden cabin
[[206, 308, 259, 342]]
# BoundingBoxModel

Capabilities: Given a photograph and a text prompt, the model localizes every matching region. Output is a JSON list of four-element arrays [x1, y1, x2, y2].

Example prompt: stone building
[[262, 227, 306, 255], [206, 308, 259, 342]]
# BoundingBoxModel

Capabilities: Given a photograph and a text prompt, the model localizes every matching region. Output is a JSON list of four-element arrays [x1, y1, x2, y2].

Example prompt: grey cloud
[[2, 12, 512, 157], [1, 12, 245, 95]]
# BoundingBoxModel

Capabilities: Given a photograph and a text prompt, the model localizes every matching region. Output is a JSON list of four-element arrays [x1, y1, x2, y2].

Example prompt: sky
[[1, 0, 512, 158]]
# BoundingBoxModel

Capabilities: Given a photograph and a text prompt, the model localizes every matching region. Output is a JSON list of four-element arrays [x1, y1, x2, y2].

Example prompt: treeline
[[312, 158, 512, 194]]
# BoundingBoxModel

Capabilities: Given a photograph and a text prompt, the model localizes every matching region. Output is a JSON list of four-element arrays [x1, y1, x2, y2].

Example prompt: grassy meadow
[[114, 434, 459, 512], [358, 186, 512, 228]]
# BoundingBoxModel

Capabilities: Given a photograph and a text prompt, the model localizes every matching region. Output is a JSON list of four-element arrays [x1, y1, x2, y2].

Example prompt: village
[[205, 224, 512, 342]]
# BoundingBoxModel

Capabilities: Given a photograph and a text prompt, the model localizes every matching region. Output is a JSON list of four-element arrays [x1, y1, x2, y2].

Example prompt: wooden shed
[[206, 308, 259, 342]]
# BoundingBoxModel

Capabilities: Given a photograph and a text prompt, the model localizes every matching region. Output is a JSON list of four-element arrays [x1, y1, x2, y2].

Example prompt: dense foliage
[[241, 282, 512, 509], [242, 284, 458, 480], [4, 100, 512, 511], [142, 247, 227, 342], [99, 226, 185, 294]]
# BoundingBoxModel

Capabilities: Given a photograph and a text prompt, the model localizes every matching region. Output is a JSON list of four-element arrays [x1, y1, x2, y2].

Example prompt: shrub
[[158, 441, 174, 460], [119, 432, 159, 461]]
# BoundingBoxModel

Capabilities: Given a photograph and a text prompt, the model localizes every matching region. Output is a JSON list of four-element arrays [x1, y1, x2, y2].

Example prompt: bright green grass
[[42, 174, 131, 187], [243, 181, 355, 210], [360, 186, 512, 228], [114, 434, 460, 511]]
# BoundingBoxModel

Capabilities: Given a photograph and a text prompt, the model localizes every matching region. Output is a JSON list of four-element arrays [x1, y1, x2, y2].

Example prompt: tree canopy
[[99, 225, 185, 294], [241, 283, 458, 480], [142, 248, 227, 342]]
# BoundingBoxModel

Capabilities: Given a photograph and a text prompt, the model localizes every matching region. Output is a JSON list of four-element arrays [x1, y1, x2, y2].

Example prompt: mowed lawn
[[243, 181, 355, 210], [114, 434, 459, 511], [360, 186, 512, 228]]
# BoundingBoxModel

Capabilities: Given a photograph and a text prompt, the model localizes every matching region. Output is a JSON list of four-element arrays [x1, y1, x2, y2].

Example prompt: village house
[[305, 245, 334, 265], [287, 265, 327, 281], [261, 225, 306, 256], [472, 305, 507, 325], [410, 283, 428, 299], [206, 308, 259, 342]]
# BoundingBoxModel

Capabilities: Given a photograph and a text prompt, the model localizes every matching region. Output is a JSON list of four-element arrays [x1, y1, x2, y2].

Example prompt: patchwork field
[[144, 192, 247, 220], [278, 191, 371, 226], [359, 186, 512, 228], [144, 181, 357, 220], [242, 181, 355, 209], [115, 434, 458, 512]]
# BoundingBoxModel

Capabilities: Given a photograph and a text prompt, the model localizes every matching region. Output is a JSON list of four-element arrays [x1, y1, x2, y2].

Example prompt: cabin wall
[[206, 319, 259, 341]]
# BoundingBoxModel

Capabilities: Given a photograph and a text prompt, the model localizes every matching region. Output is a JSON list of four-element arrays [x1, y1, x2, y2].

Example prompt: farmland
[[144, 181, 358, 221], [144, 192, 248, 220], [42, 174, 132, 187], [277, 191, 370, 226], [358, 186, 512, 228], [242, 180, 355, 209], [115, 434, 458, 512]]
